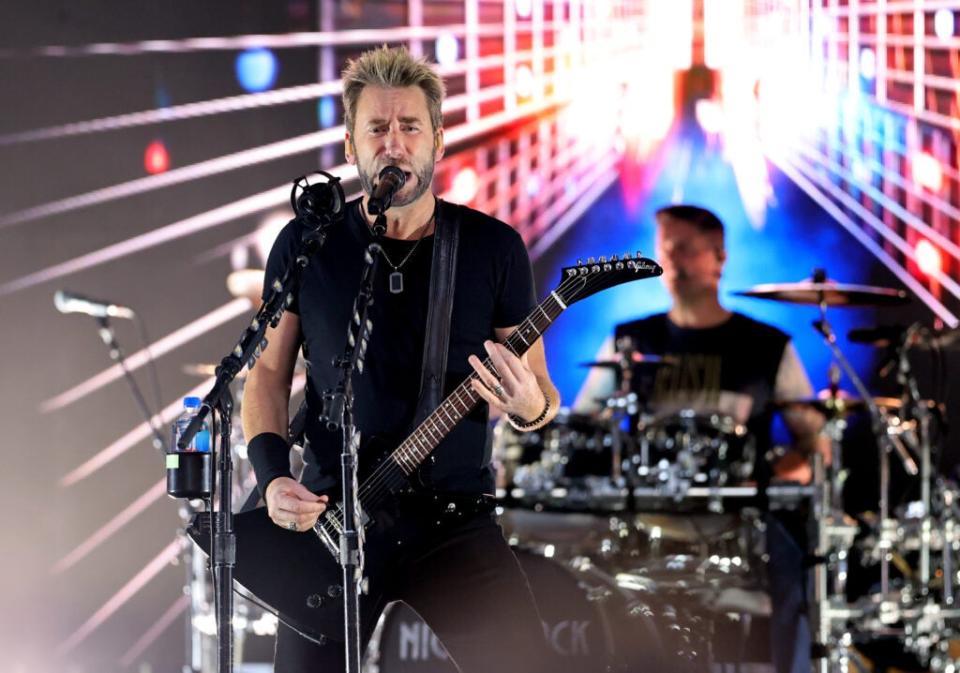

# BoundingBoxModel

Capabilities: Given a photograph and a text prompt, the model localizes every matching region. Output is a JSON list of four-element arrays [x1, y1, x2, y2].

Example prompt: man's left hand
[[468, 340, 546, 421]]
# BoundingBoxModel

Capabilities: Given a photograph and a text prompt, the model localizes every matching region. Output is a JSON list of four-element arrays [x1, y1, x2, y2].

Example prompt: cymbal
[[774, 394, 904, 417], [735, 282, 909, 307], [227, 268, 265, 304]]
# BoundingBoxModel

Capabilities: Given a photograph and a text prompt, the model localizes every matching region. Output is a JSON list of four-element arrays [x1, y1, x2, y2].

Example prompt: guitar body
[[189, 503, 401, 644]]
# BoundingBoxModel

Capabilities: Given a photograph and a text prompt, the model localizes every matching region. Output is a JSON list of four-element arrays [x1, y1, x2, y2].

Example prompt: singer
[[241, 45, 558, 673]]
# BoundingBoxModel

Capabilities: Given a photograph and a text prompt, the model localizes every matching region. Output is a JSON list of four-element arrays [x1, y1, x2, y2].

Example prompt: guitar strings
[[314, 266, 642, 536]]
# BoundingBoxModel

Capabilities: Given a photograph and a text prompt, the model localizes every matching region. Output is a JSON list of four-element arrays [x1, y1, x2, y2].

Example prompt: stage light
[[916, 239, 942, 276], [143, 140, 169, 174], [525, 174, 541, 197], [912, 152, 943, 191], [859, 47, 876, 81], [435, 32, 459, 66], [236, 48, 278, 93], [515, 64, 534, 99], [515, 0, 532, 19], [935, 9, 956, 40], [450, 167, 479, 203], [695, 99, 724, 135], [317, 96, 336, 128], [850, 155, 872, 184]]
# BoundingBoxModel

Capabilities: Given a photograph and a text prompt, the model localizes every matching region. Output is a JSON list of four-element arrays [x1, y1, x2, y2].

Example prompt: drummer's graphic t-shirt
[[613, 312, 812, 456]]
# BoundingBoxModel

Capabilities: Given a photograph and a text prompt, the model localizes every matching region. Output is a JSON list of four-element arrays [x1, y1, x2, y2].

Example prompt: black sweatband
[[246, 431, 292, 498]]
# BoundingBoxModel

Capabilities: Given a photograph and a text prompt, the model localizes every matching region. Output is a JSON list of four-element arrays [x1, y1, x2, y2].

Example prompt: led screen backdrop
[[1, 1, 957, 672]]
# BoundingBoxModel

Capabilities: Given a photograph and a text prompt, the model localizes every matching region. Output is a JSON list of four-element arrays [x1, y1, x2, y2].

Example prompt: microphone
[[54, 290, 136, 320], [366, 166, 406, 216]]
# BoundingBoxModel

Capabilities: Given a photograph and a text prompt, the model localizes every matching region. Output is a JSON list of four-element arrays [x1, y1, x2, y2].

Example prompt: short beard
[[357, 158, 435, 209]]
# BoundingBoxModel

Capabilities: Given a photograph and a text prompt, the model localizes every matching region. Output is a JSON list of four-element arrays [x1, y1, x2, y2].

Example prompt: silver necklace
[[362, 200, 436, 294]]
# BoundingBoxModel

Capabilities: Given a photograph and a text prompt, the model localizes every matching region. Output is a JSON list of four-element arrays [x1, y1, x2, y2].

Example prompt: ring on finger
[[492, 383, 505, 398]]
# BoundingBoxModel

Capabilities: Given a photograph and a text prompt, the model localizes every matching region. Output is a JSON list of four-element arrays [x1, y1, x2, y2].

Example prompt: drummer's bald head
[[654, 205, 725, 260]]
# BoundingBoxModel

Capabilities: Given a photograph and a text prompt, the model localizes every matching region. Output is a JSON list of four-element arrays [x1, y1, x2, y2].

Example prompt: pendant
[[389, 271, 404, 294]]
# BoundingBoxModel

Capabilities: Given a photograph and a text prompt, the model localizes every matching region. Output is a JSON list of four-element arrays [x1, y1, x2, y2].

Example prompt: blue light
[[236, 48, 278, 93], [317, 96, 336, 128], [935, 9, 956, 40], [435, 32, 459, 67]]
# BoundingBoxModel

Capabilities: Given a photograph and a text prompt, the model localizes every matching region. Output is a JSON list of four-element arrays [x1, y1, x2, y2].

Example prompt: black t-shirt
[[614, 312, 789, 456], [263, 198, 536, 495]]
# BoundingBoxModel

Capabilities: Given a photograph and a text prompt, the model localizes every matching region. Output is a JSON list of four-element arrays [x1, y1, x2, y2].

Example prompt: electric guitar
[[188, 254, 662, 644]]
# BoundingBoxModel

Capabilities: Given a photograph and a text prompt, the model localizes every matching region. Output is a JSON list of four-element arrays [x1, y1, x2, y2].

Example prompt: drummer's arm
[[773, 343, 830, 482], [572, 335, 617, 415]]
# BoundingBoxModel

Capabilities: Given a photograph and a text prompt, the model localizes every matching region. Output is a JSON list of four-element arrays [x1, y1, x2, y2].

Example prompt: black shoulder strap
[[413, 198, 460, 427]]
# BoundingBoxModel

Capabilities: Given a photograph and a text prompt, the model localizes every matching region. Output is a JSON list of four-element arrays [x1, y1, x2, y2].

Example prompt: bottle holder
[[166, 451, 213, 499]]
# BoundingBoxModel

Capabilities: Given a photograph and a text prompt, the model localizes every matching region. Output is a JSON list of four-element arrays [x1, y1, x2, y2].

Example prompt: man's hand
[[265, 477, 328, 532], [468, 340, 546, 421]]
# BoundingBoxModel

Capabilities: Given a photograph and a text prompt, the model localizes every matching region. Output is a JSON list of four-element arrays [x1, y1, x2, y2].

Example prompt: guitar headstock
[[553, 252, 662, 306]]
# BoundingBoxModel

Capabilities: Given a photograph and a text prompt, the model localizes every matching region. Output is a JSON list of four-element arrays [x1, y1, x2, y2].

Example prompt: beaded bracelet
[[507, 394, 551, 431]]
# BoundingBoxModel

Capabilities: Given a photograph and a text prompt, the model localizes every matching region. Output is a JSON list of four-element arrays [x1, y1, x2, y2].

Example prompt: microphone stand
[[94, 316, 167, 451], [320, 215, 384, 673], [177, 174, 343, 673]]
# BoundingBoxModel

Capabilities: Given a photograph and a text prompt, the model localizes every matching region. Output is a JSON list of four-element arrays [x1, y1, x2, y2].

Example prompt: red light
[[915, 239, 942, 276], [912, 152, 942, 191], [144, 140, 170, 175], [450, 167, 479, 203]]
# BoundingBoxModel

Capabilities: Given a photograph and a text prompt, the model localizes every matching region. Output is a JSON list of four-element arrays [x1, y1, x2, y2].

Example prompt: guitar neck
[[386, 290, 568, 480]]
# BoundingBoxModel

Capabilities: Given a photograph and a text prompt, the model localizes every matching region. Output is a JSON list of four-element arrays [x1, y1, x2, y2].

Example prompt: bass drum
[[365, 547, 675, 672]]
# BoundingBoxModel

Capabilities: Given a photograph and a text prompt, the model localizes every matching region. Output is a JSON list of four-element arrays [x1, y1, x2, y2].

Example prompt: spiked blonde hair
[[341, 45, 446, 136]]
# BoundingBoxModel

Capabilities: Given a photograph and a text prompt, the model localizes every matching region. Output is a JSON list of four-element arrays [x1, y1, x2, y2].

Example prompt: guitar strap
[[412, 199, 460, 485]]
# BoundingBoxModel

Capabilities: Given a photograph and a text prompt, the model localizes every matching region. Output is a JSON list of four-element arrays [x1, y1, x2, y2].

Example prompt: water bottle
[[167, 396, 212, 498], [173, 396, 211, 452]]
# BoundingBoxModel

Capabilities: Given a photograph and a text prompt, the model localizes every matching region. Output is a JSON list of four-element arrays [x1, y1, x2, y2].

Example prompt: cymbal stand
[[810, 293, 895, 671]]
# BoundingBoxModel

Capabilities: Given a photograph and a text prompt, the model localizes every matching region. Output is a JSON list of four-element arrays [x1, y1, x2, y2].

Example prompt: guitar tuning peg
[[587, 257, 596, 264], [611, 254, 618, 261], [599, 256, 607, 263], [623, 252, 632, 259], [636, 249, 643, 257], [577, 258, 583, 266]]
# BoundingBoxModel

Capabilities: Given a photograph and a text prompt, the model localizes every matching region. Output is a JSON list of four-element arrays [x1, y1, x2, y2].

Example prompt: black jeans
[[274, 510, 551, 673]]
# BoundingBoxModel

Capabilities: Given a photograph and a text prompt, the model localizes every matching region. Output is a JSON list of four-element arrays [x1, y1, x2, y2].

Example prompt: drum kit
[[181, 271, 958, 672], [484, 276, 958, 673]]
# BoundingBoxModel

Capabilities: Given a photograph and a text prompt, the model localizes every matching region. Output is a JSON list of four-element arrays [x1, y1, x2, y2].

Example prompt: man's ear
[[345, 132, 356, 165], [434, 128, 445, 162]]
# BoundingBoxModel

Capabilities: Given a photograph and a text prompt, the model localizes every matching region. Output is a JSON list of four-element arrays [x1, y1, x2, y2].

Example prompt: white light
[[859, 47, 876, 81], [230, 243, 249, 270], [435, 32, 459, 67], [543, 544, 555, 558], [515, 0, 533, 19], [525, 174, 541, 197], [695, 99, 724, 135], [916, 239, 942, 276], [515, 64, 534, 99], [935, 9, 956, 40]]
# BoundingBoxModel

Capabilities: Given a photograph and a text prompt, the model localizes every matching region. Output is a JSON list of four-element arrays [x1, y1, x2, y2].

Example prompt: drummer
[[575, 204, 826, 673]]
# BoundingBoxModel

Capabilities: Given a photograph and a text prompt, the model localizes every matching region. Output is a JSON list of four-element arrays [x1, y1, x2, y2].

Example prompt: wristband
[[507, 394, 551, 431], [246, 432, 292, 498]]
